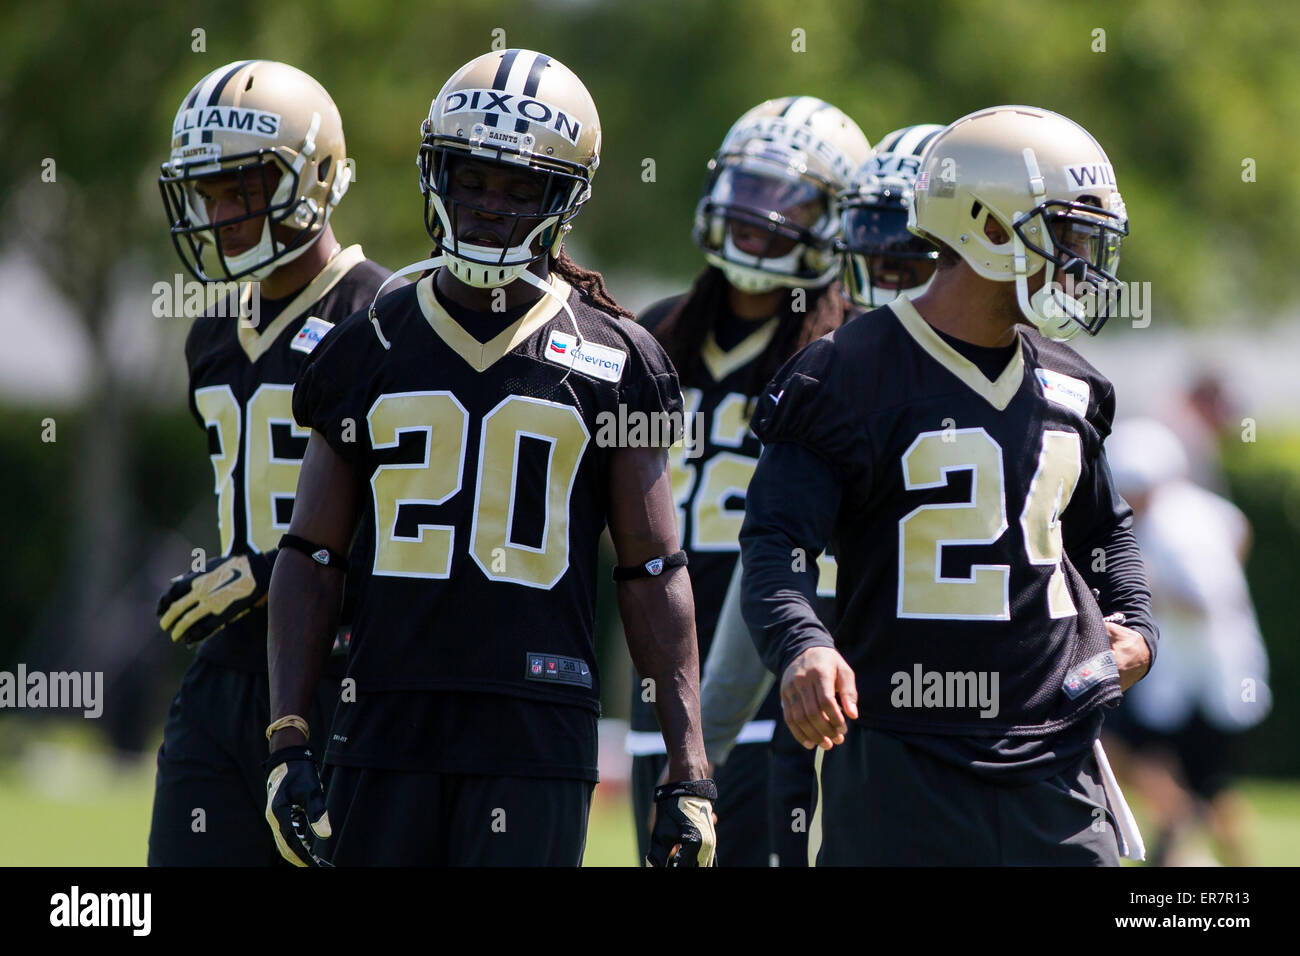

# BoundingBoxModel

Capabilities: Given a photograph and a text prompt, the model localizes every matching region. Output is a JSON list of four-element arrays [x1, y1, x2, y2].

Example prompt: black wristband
[[653, 778, 717, 803], [279, 534, 349, 572], [264, 745, 314, 772], [612, 549, 688, 581]]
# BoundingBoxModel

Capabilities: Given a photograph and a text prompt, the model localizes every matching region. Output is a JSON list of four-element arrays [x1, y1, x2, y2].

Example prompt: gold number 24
[[898, 427, 1082, 621]]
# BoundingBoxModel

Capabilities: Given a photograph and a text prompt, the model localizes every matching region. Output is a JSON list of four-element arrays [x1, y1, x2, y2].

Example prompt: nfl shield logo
[[645, 557, 664, 576], [530, 658, 543, 675], [312, 549, 330, 565]]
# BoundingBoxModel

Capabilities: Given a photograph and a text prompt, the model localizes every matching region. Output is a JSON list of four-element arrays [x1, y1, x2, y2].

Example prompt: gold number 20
[[368, 392, 589, 589]]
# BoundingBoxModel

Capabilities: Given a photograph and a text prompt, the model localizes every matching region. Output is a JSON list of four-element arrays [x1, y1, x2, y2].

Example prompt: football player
[[691, 120, 947, 865], [263, 49, 714, 867], [630, 97, 869, 866], [838, 124, 945, 307], [149, 60, 392, 866], [740, 106, 1158, 865]]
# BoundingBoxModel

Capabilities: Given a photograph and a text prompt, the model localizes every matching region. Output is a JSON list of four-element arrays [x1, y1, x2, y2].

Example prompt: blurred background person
[[1104, 417, 1272, 866], [627, 96, 869, 865]]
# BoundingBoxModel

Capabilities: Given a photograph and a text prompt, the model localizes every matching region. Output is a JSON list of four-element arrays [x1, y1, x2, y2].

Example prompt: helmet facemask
[[418, 123, 592, 289], [1013, 197, 1127, 338], [160, 143, 340, 283], [694, 154, 839, 293], [839, 183, 938, 307]]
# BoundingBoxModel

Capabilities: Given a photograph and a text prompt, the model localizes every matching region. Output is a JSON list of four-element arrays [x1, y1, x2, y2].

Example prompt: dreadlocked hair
[[654, 266, 852, 400], [549, 248, 636, 320]]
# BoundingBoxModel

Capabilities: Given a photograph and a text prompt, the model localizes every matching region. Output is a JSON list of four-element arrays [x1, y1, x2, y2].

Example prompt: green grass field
[[1, 721, 1295, 866]]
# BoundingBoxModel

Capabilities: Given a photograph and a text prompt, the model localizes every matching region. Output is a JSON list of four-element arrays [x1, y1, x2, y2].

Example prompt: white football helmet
[[418, 49, 601, 288], [839, 124, 944, 307], [159, 60, 350, 282], [908, 105, 1129, 340], [693, 97, 872, 293]]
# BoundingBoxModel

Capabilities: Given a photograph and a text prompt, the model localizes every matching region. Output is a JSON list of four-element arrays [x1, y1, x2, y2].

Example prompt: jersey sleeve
[[740, 441, 841, 677], [749, 335, 871, 486], [614, 319, 685, 446], [1063, 445, 1159, 665], [182, 318, 209, 429], [291, 313, 372, 465]]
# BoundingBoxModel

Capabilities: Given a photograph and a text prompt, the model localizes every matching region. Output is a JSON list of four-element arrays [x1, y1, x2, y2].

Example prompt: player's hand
[[156, 552, 271, 645], [264, 745, 333, 867], [645, 779, 717, 867], [780, 645, 858, 750], [1106, 621, 1151, 692], [648, 760, 716, 838]]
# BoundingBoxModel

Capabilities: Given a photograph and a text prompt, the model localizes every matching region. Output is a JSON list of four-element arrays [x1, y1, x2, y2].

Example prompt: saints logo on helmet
[[839, 124, 944, 308], [159, 60, 351, 282], [908, 105, 1129, 340], [693, 96, 872, 294], [417, 49, 601, 289]]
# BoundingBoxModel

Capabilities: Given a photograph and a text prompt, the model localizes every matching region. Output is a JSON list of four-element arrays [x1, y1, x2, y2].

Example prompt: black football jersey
[[293, 273, 683, 776], [750, 297, 1126, 744], [627, 296, 836, 743], [183, 246, 391, 672]]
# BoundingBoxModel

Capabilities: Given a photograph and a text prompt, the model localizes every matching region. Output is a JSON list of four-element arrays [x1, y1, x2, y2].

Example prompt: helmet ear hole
[[317, 156, 332, 183], [980, 209, 1010, 246]]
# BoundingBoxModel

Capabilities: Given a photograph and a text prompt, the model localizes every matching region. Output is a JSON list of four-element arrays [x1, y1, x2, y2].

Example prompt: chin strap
[[366, 255, 445, 349], [1013, 147, 1083, 341]]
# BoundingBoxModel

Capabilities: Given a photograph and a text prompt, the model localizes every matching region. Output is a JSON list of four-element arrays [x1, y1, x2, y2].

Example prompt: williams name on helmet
[[173, 107, 281, 140], [1065, 163, 1116, 189]]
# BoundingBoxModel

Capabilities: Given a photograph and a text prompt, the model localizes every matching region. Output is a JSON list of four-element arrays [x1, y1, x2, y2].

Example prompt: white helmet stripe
[[877, 124, 944, 158], [782, 95, 823, 127], [200, 60, 255, 144], [502, 49, 537, 95]]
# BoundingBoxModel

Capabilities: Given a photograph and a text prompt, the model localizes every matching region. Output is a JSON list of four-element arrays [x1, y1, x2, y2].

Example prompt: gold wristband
[[265, 714, 310, 742]]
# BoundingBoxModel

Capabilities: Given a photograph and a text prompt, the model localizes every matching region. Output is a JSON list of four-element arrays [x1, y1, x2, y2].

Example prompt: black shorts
[[147, 657, 340, 866], [320, 766, 593, 865], [768, 718, 817, 867], [811, 728, 1121, 866]]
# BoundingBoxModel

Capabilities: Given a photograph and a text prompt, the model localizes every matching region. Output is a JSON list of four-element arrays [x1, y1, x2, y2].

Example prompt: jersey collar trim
[[700, 317, 778, 382], [888, 296, 1024, 411], [416, 272, 572, 373], [236, 244, 366, 362]]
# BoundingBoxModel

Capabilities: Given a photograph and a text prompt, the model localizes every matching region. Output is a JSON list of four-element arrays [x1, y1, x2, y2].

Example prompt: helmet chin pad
[[426, 188, 566, 289], [443, 240, 534, 288], [220, 210, 322, 281], [704, 232, 836, 293], [1014, 246, 1086, 341]]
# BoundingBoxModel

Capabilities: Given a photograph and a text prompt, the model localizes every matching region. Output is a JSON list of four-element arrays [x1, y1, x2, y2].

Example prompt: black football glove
[[264, 745, 333, 867], [156, 551, 272, 645], [645, 778, 717, 867]]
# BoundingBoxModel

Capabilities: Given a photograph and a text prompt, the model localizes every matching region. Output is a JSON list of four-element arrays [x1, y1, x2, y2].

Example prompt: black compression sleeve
[[1065, 451, 1159, 665], [739, 442, 841, 678]]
